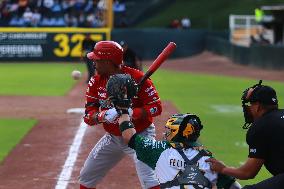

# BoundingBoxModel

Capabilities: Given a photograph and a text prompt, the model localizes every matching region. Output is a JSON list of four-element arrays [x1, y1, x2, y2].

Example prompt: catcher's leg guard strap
[[149, 185, 161, 189], [80, 184, 95, 189]]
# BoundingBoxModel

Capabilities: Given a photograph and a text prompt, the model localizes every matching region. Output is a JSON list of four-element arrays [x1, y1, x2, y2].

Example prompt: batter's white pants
[[79, 124, 159, 189]]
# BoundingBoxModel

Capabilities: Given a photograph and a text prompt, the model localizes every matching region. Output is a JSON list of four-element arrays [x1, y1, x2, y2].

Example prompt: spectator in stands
[[250, 33, 270, 46], [40, 0, 54, 18], [97, 0, 106, 10], [181, 17, 191, 29], [259, 33, 270, 45], [250, 35, 258, 46], [0, 0, 12, 26], [18, 0, 28, 16], [113, 0, 126, 13], [0, 0, 108, 28], [30, 8, 41, 26], [64, 13, 78, 27], [169, 19, 181, 29], [113, 0, 127, 28], [22, 7, 33, 26], [120, 41, 143, 71]]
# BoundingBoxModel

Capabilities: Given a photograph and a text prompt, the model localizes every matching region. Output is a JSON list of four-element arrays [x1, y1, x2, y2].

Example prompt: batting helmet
[[87, 41, 123, 66], [165, 113, 203, 145]]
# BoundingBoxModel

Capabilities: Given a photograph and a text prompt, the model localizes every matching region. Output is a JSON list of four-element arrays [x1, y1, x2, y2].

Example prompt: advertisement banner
[[0, 27, 110, 61]]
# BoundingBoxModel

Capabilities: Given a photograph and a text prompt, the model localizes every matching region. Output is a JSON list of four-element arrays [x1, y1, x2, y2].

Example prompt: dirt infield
[[0, 52, 283, 189]]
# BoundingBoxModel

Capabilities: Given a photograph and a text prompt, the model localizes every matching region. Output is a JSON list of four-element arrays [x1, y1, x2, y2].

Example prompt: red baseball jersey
[[84, 66, 162, 136]]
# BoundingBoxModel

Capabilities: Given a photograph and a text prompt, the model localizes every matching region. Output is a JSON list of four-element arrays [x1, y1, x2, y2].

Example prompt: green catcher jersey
[[128, 134, 218, 189]]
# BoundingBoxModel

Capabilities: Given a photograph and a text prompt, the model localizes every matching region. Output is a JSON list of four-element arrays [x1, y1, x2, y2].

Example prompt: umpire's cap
[[249, 85, 278, 105]]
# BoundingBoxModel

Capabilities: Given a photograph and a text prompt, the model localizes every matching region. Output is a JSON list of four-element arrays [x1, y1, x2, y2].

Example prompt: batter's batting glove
[[97, 108, 119, 123], [106, 74, 138, 114], [128, 108, 133, 117]]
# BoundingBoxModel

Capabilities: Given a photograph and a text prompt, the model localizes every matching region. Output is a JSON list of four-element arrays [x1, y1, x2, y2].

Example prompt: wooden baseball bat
[[138, 42, 177, 86]]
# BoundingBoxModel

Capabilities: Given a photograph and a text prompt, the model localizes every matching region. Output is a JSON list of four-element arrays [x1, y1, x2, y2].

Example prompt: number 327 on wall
[[53, 33, 102, 57]]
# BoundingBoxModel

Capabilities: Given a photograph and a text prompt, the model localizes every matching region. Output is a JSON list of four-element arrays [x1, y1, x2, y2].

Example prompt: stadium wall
[[0, 27, 283, 70], [112, 28, 207, 59], [206, 36, 284, 69], [0, 27, 111, 61]]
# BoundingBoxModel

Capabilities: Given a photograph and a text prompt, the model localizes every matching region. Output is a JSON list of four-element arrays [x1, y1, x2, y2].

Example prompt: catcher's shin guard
[[80, 184, 95, 189], [149, 185, 161, 189]]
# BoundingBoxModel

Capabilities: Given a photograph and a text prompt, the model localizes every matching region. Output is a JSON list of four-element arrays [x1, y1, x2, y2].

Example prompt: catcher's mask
[[106, 74, 138, 107], [164, 114, 203, 145], [241, 80, 278, 129]]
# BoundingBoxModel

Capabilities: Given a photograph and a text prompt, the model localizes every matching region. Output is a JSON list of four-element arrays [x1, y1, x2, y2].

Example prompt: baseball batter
[[106, 74, 242, 189], [79, 41, 162, 189]]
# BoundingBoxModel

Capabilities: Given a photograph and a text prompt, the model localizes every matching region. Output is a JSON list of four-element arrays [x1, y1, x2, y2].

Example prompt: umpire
[[207, 80, 284, 189]]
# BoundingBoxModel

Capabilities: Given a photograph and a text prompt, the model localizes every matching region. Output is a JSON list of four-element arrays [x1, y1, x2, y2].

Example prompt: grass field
[[0, 119, 36, 161], [0, 63, 85, 96], [1, 63, 283, 185]]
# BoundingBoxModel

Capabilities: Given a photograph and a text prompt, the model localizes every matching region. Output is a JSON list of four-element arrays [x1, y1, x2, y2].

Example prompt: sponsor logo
[[97, 87, 107, 98], [250, 148, 256, 153], [145, 86, 154, 92], [150, 107, 158, 115], [144, 86, 157, 97], [98, 92, 106, 98], [186, 172, 198, 180], [148, 90, 156, 96]]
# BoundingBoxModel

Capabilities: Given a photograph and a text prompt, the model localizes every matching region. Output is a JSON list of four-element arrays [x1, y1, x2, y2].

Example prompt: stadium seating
[[0, 0, 106, 27]]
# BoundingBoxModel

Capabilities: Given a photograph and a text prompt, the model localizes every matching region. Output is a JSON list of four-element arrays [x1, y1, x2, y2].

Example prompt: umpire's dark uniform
[[244, 86, 284, 189]]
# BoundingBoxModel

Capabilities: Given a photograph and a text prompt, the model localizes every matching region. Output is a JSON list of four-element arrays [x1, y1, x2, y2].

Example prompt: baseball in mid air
[[71, 70, 82, 80]]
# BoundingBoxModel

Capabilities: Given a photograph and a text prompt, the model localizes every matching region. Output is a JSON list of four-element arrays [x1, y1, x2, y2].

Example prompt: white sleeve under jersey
[[197, 156, 218, 184]]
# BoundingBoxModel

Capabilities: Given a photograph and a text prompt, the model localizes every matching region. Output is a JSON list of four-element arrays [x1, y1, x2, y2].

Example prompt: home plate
[[67, 108, 85, 114]]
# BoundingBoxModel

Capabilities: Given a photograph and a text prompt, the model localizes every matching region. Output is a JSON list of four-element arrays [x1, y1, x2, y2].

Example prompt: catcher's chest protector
[[160, 146, 212, 189]]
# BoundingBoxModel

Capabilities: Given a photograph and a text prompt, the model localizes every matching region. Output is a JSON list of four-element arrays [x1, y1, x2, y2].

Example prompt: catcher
[[106, 74, 242, 189], [79, 41, 161, 189]]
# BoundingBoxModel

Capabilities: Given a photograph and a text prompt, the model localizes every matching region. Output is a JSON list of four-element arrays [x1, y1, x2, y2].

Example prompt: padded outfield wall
[[0, 27, 283, 69], [0, 27, 111, 61], [206, 36, 284, 69], [112, 28, 207, 59]]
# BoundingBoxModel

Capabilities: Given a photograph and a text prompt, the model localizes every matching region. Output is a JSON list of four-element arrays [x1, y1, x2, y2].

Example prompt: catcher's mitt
[[106, 74, 138, 112]]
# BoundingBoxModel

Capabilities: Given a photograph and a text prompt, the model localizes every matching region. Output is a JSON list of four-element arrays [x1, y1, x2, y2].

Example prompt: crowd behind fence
[[0, 0, 108, 27]]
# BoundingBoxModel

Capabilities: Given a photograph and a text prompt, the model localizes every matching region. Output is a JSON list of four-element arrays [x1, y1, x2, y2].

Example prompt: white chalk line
[[211, 104, 242, 113], [66, 108, 85, 114], [55, 117, 87, 189]]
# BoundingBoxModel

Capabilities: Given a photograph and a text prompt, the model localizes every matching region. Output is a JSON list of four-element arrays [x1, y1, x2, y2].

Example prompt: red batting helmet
[[87, 41, 123, 66]]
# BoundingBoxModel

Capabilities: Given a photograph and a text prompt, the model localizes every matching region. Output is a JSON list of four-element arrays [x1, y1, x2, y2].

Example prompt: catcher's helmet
[[87, 41, 123, 65], [165, 114, 203, 145]]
